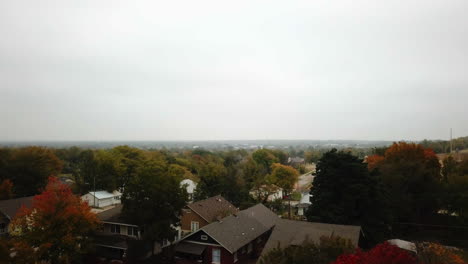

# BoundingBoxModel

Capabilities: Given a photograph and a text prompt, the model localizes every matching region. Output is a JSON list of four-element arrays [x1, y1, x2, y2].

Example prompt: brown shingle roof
[[0, 196, 34, 219], [260, 219, 361, 259], [188, 195, 238, 223], [96, 205, 137, 226], [191, 203, 279, 253]]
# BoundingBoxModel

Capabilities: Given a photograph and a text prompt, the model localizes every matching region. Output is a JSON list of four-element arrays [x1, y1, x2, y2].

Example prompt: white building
[[296, 192, 312, 216], [82, 190, 122, 208], [180, 179, 197, 202]]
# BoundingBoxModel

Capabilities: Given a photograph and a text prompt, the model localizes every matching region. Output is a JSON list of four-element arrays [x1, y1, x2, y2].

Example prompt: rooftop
[[187, 195, 238, 223], [87, 190, 121, 200], [189, 203, 280, 253], [96, 204, 137, 226], [260, 219, 361, 258], [0, 196, 34, 219]]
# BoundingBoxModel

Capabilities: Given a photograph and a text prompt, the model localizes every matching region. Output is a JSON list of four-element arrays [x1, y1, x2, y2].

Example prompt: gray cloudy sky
[[1, 0, 467, 141]]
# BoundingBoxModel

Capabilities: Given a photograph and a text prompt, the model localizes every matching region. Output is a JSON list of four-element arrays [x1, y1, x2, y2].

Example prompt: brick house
[[175, 204, 279, 264], [180, 195, 238, 237], [0, 196, 33, 236]]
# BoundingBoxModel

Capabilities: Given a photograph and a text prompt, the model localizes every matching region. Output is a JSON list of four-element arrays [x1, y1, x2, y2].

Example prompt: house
[[95, 204, 182, 260], [175, 203, 279, 264], [258, 219, 361, 262], [95, 204, 141, 260], [295, 192, 311, 216], [81, 190, 122, 208], [180, 179, 197, 202], [288, 157, 305, 167], [180, 195, 238, 237], [0, 196, 33, 236]]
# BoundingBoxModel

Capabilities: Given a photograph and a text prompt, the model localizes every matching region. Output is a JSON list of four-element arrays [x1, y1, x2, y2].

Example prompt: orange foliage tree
[[416, 242, 467, 264], [10, 177, 99, 264], [366, 142, 441, 222]]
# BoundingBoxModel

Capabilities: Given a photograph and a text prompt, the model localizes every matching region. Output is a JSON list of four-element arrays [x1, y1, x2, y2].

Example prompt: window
[[248, 243, 253, 253], [191, 221, 199, 232], [127, 226, 138, 236], [212, 248, 221, 264], [110, 224, 121, 234], [201, 235, 208, 241], [234, 252, 238, 262], [0, 223, 6, 233]]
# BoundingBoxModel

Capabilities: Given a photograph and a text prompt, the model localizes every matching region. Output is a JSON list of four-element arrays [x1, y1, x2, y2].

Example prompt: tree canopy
[[306, 149, 392, 245], [10, 177, 99, 263]]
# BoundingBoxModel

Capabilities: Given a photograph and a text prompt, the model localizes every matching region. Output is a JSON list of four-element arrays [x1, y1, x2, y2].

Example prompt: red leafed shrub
[[332, 242, 419, 264]]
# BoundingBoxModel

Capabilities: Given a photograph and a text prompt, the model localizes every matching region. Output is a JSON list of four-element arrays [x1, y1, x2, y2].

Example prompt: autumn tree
[[368, 142, 441, 222], [332, 242, 418, 264], [10, 177, 99, 263], [307, 149, 392, 245], [270, 163, 299, 195], [8, 147, 63, 196], [122, 159, 187, 256]]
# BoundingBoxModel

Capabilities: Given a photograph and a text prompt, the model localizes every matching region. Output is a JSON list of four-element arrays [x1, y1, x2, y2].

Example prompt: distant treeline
[[420, 136, 468, 153]]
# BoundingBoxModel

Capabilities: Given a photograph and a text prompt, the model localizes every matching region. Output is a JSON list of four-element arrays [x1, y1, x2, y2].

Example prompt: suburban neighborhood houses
[[1, 142, 468, 264]]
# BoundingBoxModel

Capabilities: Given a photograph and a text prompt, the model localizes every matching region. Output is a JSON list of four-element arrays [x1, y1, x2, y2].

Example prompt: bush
[[332, 242, 418, 264], [259, 235, 355, 264], [416, 242, 466, 264]]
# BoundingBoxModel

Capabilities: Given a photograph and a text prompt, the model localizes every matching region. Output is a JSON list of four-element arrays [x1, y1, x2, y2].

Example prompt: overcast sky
[[1, 0, 467, 141]]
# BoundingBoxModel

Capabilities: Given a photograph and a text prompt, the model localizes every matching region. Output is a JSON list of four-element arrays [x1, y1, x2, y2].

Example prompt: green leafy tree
[[306, 149, 392, 245], [8, 147, 63, 196], [252, 149, 279, 174], [122, 159, 187, 257], [194, 162, 227, 200], [112, 146, 146, 189]]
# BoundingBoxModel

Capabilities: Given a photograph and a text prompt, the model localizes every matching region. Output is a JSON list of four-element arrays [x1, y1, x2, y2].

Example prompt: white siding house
[[82, 190, 122, 208]]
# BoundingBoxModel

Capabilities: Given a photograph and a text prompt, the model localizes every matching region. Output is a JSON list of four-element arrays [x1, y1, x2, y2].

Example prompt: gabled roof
[[96, 205, 137, 226], [187, 203, 279, 253], [187, 195, 238, 223], [260, 219, 361, 258], [0, 196, 34, 220], [87, 191, 120, 200]]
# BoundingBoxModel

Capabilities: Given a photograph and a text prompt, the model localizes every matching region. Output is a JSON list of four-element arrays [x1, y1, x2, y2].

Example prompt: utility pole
[[93, 172, 96, 208], [450, 128, 453, 154]]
